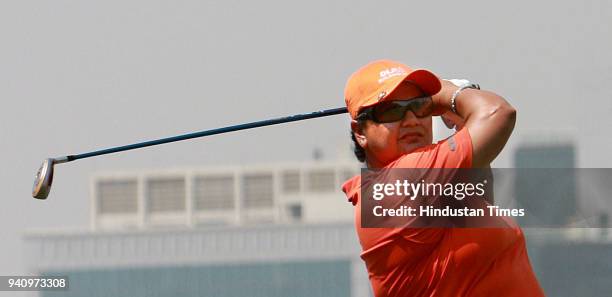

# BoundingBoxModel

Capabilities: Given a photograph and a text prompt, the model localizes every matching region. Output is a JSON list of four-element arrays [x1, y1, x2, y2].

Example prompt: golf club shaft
[[58, 107, 348, 162]]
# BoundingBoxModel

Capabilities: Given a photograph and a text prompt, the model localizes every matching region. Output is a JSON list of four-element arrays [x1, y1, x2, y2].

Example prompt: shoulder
[[393, 127, 473, 169], [341, 174, 361, 205]]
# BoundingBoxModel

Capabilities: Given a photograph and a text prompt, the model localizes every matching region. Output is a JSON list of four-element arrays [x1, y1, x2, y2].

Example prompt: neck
[[365, 156, 387, 169]]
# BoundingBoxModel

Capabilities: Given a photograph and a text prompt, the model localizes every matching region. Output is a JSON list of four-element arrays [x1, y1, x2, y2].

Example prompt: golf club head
[[32, 158, 54, 199]]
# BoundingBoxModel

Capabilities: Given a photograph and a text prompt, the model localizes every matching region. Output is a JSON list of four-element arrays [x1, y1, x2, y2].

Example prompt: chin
[[400, 142, 427, 154]]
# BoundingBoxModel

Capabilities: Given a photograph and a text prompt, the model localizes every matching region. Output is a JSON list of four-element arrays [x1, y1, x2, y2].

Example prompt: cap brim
[[404, 69, 442, 96], [379, 69, 442, 104], [352, 69, 442, 118]]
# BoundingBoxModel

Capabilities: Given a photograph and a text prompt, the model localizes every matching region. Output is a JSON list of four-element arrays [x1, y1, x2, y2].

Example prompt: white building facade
[[24, 161, 373, 297]]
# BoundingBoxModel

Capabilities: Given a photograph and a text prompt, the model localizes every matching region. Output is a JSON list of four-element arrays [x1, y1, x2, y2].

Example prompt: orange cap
[[344, 60, 442, 119]]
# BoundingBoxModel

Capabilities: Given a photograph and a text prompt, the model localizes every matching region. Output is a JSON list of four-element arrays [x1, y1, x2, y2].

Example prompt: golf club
[[32, 107, 348, 200]]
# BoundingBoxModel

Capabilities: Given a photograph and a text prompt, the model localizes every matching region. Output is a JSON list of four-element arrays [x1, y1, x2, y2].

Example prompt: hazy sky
[[1, 1, 611, 294]]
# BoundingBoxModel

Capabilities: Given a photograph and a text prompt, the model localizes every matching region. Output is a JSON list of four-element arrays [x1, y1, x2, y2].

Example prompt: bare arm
[[432, 80, 516, 168]]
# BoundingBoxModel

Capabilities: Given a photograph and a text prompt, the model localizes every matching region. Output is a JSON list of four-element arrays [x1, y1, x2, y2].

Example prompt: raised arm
[[432, 80, 516, 168]]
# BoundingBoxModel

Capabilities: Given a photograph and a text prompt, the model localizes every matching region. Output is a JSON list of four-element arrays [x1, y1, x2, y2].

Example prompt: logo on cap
[[378, 67, 407, 84]]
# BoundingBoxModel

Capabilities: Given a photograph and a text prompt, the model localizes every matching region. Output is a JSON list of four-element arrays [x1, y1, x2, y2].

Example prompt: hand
[[431, 80, 460, 116], [432, 102, 448, 117]]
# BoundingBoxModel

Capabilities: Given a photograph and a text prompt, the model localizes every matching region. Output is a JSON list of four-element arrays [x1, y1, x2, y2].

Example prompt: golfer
[[341, 60, 544, 296]]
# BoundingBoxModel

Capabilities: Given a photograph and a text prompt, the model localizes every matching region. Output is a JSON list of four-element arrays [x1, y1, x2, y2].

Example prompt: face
[[352, 81, 433, 168]]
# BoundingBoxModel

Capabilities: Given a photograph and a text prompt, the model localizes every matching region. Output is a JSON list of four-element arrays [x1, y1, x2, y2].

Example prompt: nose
[[400, 110, 420, 127]]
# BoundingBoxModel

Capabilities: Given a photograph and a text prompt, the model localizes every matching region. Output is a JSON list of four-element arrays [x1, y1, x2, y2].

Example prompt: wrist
[[431, 80, 459, 115], [449, 80, 480, 113], [435, 79, 480, 114]]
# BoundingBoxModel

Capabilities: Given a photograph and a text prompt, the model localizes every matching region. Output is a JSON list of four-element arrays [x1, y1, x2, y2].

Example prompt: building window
[[194, 175, 235, 210], [288, 203, 302, 221], [243, 173, 274, 208], [306, 169, 336, 192], [147, 177, 186, 213], [97, 180, 138, 214], [281, 170, 301, 194]]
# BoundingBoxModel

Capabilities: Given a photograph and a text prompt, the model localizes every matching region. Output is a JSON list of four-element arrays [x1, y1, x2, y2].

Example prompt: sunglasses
[[356, 97, 434, 123]]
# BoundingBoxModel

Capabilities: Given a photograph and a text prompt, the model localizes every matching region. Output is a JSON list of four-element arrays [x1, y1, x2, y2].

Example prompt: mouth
[[399, 132, 423, 142]]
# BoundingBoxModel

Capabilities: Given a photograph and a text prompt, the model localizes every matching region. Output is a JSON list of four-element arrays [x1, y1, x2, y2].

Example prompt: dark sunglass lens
[[373, 102, 405, 122], [413, 98, 433, 117]]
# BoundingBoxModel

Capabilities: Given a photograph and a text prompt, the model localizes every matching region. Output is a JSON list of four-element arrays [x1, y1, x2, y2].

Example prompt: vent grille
[[147, 178, 186, 213], [307, 169, 336, 192], [194, 175, 235, 210], [281, 170, 301, 194], [97, 180, 138, 214], [243, 173, 274, 208]]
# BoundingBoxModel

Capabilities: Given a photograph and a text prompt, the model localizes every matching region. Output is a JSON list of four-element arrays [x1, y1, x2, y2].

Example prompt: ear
[[351, 120, 367, 148]]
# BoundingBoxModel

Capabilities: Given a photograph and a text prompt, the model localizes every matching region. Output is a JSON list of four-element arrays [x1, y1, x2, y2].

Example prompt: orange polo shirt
[[342, 128, 544, 297]]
